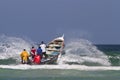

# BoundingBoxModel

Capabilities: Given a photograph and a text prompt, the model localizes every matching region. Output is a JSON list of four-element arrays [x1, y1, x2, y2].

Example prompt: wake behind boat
[[25, 35, 65, 65]]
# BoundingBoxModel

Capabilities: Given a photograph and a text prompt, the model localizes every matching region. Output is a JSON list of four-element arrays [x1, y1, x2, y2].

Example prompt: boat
[[41, 35, 65, 64], [32, 35, 65, 64]]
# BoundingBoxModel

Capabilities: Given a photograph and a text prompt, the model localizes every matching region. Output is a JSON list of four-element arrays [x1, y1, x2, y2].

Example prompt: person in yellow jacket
[[20, 49, 30, 64]]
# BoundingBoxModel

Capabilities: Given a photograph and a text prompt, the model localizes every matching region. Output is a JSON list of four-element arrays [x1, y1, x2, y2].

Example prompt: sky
[[0, 0, 118, 44]]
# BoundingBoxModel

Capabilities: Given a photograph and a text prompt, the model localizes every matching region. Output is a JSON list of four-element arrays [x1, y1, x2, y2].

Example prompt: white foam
[[58, 39, 111, 66], [0, 36, 112, 67], [0, 35, 33, 60], [0, 64, 120, 71]]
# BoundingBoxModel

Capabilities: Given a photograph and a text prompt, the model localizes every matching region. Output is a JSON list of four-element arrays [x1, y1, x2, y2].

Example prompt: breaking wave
[[0, 35, 34, 62], [0, 35, 119, 70], [59, 39, 111, 66]]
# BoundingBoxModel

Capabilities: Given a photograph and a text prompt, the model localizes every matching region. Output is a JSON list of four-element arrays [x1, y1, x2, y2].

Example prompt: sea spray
[[0, 35, 34, 61], [0, 35, 111, 67], [58, 39, 111, 66]]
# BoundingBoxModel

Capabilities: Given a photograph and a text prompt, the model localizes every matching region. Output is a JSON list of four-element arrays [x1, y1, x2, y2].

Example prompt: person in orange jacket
[[20, 49, 30, 64]]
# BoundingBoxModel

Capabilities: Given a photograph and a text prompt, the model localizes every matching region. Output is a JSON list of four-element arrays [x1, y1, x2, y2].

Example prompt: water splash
[[0, 35, 34, 61], [59, 39, 111, 66], [0, 35, 111, 66]]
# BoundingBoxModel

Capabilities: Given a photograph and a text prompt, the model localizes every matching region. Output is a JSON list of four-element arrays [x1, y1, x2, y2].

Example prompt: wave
[[59, 39, 111, 66], [0, 35, 116, 69], [0, 64, 120, 70], [0, 35, 34, 61]]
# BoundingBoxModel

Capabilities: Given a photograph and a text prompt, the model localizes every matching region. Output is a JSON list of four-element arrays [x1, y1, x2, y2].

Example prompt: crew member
[[30, 46, 36, 59], [40, 41, 48, 59], [20, 49, 29, 64]]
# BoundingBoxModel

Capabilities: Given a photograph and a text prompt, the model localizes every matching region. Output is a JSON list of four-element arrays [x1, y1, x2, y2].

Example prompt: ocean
[[0, 35, 120, 80]]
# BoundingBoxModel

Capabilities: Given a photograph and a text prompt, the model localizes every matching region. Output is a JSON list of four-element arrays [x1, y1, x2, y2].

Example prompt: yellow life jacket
[[20, 51, 29, 62]]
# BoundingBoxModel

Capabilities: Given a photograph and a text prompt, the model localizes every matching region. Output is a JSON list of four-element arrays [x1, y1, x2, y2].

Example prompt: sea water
[[0, 35, 120, 80]]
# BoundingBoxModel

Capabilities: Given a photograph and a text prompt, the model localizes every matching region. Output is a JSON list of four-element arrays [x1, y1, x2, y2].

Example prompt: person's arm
[[30, 50, 33, 55], [20, 52, 23, 63], [20, 52, 23, 58], [35, 49, 37, 55]]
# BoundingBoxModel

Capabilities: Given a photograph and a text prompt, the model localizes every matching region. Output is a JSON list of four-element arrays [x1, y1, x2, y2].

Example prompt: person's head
[[41, 41, 44, 44], [38, 47, 41, 48], [23, 49, 26, 51], [32, 46, 34, 48]]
